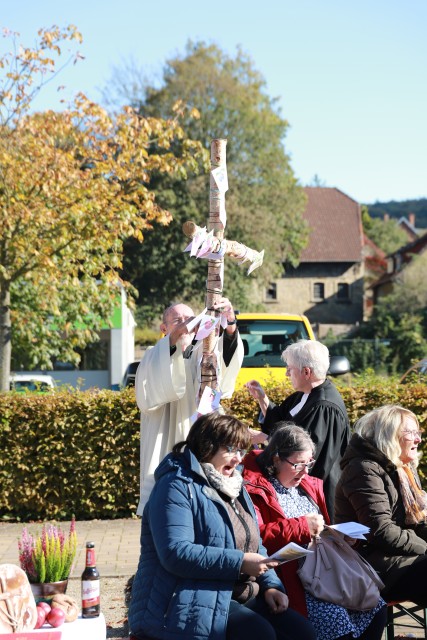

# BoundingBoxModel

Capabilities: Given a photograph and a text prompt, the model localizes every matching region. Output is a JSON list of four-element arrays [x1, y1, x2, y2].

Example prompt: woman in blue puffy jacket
[[128, 412, 316, 640]]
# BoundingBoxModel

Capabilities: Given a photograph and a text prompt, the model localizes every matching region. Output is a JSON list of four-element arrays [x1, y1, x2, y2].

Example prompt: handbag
[[297, 527, 384, 610]]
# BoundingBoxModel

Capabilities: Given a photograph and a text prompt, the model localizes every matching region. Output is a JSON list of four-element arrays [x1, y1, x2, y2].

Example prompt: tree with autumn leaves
[[0, 26, 207, 391]]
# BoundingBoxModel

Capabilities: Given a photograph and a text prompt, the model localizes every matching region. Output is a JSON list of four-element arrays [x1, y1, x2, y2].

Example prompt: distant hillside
[[367, 198, 427, 229]]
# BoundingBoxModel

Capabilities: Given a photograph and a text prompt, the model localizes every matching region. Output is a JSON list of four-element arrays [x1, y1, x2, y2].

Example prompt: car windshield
[[237, 319, 310, 368], [10, 380, 52, 392]]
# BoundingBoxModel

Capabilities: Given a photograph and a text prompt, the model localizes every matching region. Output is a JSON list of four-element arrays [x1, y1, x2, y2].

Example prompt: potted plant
[[18, 517, 77, 600]]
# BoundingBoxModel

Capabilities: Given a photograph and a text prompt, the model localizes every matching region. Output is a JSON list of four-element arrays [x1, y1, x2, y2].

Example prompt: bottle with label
[[81, 541, 100, 618]]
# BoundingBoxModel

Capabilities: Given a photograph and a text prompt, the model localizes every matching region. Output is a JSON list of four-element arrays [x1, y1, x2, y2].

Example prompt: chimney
[[408, 212, 416, 227], [383, 213, 389, 222]]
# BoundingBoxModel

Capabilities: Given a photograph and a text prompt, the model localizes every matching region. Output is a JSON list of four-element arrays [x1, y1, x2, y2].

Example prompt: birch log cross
[[182, 138, 264, 400]]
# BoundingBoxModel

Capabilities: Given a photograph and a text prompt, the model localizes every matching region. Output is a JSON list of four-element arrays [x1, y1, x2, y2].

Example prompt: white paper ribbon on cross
[[195, 315, 220, 341], [247, 249, 265, 275], [186, 307, 208, 333], [219, 195, 227, 227], [197, 230, 215, 258], [197, 385, 223, 414], [183, 226, 208, 256], [211, 166, 229, 193]]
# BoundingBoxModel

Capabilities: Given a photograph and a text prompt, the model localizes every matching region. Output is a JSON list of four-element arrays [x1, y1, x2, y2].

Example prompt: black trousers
[[383, 555, 427, 607], [338, 606, 387, 640], [226, 596, 317, 640]]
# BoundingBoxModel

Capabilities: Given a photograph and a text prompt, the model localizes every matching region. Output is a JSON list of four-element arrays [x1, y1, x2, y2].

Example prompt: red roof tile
[[300, 187, 363, 262]]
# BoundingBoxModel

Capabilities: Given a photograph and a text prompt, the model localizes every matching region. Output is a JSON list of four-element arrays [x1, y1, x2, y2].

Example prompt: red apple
[[34, 605, 46, 629], [46, 607, 66, 628], [38, 601, 51, 615]]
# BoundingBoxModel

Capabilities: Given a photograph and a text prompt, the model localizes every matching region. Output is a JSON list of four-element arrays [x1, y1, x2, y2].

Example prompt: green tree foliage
[[331, 249, 427, 375], [0, 27, 205, 390], [362, 206, 408, 254], [324, 335, 391, 376], [104, 41, 308, 321]]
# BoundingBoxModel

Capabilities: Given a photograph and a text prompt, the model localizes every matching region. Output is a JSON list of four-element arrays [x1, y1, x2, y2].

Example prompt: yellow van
[[234, 312, 315, 388]]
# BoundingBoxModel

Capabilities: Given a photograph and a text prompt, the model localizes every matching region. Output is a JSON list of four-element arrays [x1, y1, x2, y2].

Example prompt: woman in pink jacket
[[243, 423, 386, 640]]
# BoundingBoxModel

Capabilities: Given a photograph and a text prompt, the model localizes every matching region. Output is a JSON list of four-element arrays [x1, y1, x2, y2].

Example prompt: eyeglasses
[[222, 445, 248, 457], [282, 458, 316, 473], [400, 430, 422, 440]]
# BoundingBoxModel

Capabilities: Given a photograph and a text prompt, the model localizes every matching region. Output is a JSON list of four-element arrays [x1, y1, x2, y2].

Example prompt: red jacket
[[243, 449, 330, 616]]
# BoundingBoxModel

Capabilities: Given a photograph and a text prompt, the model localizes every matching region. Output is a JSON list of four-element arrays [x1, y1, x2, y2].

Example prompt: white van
[[9, 374, 56, 392]]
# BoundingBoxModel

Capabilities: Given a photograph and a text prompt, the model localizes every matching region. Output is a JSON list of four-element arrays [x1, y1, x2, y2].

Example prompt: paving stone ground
[[0, 518, 422, 638], [0, 518, 140, 638]]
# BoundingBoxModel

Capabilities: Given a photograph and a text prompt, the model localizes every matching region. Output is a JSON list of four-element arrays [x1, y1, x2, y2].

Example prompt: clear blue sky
[[2, 0, 426, 205]]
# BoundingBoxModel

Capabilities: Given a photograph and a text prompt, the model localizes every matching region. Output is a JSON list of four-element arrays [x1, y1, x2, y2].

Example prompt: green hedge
[[1, 377, 426, 521], [0, 388, 140, 522]]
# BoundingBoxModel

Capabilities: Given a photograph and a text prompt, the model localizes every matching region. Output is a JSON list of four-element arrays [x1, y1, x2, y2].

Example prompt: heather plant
[[18, 518, 77, 583]]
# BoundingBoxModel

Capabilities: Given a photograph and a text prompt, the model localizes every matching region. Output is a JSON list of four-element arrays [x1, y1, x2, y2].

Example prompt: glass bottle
[[81, 541, 100, 618]]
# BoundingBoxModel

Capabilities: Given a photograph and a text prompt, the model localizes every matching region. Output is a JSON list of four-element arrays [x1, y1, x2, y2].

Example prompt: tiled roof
[[300, 187, 363, 262]]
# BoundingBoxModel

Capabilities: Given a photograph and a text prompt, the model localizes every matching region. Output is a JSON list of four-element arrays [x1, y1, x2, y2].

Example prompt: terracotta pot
[[30, 578, 68, 603]]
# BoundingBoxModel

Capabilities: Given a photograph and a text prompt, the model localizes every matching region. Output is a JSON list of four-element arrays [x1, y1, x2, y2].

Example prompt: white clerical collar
[[289, 393, 309, 417]]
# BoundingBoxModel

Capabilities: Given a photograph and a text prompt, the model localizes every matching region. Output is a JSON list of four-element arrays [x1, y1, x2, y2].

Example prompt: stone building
[[264, 187, 365, 338]]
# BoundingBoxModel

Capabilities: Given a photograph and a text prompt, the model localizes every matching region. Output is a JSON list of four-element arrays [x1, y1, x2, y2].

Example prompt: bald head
[[161, 303, 195, 351]]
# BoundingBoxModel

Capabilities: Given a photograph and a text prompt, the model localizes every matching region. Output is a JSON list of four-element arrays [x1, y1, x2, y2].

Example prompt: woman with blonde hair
[[335, 404, 427, 605]]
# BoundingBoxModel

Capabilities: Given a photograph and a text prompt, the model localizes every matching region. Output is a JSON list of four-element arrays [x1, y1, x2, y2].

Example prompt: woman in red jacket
[[243, 423, 386, 640]]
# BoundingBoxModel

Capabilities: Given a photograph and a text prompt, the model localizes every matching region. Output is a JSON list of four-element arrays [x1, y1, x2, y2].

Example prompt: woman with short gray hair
[[243, 422, 387, 640]]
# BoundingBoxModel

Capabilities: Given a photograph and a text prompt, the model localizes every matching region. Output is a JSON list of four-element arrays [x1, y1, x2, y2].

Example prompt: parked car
[[121, 361, 141, 388], [400, 358, 427, 384], [235, 312, 350, 387], [9, 374, 56, 392]]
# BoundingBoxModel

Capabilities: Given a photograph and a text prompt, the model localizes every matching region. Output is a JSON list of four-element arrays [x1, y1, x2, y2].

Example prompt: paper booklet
[[266, 542, 313, 564], [327, 521, 370, 540]]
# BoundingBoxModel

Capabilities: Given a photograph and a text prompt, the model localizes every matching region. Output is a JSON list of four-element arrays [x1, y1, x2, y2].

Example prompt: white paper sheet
[[328, 522, 370, 540], [266, 542, 313, 564]]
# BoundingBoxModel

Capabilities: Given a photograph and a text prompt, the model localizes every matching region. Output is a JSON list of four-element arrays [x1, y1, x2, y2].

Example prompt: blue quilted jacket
[[128, 447, 285, 640]]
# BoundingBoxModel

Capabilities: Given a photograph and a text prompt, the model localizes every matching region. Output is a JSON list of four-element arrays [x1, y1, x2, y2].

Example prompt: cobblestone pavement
[[0, 518, 140, 638]]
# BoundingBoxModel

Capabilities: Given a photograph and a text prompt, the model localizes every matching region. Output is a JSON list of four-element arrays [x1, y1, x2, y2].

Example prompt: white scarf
[[201, 463, 243, 499]]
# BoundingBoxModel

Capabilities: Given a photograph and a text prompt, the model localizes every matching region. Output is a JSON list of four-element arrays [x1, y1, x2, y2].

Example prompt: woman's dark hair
[[258, 422, 316, 477], [173, 412, 251, 462]]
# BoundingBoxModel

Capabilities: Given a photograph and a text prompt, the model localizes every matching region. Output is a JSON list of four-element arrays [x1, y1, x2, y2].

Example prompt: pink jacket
[[243, 449, 330, 616]]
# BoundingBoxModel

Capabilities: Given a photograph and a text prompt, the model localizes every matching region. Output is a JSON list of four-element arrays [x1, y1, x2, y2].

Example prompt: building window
[[337, 283, 350, 300], [313, 282, 325, 301], [78, 340, 109, 370], [266, 282, 277, 300]]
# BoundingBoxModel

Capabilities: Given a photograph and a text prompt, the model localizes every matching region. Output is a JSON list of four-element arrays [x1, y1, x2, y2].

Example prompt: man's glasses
[[401, 430, 422, 440], [282, 458, 316, 473], [222, 445, 248, 457]]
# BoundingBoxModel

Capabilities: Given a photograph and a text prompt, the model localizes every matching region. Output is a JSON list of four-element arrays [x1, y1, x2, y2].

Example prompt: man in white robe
[[135, 298, 244, 514]]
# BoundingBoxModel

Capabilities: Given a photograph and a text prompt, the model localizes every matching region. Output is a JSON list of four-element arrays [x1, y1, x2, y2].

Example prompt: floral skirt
[[305, 592, 386, 640]]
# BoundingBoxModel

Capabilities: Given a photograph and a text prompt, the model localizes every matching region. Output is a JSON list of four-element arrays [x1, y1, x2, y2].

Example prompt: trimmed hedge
[[1, 378, 426, 521], [0, 388, 140, 522]]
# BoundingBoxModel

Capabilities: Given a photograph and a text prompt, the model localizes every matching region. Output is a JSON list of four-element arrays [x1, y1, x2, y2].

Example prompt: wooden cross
[[182, 138, 264, 399]]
